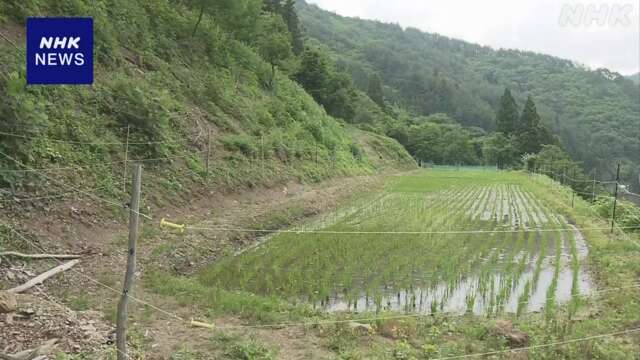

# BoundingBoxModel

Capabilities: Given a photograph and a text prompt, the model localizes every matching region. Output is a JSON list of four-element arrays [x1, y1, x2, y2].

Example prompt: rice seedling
[[197, 169, 594, 318]]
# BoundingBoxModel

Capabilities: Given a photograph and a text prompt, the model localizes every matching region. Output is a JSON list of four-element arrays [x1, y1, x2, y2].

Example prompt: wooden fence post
[[116, 164, 142, 360], [611, 163, 620, 233]]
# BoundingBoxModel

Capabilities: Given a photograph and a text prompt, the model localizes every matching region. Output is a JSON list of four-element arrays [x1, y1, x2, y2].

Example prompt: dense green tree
[[518, 96, 553, 154], [386, 126, 409, 147], [263, 0, 282, 13], [406, 123, 443, 163], [295, 47, 357, 120], [496, 89, 519, 134], [367, 73, 385, 109], [262, 0, 304, 55], [255, 13, 293, 88], [295, 47, 330, 101], [406, 121, 478, 165], [440, 127, 478, 164], [187, 0, 262, 42], [482, 133, 519, 169], [282, 0, 304, 55], [422, 113, 456, 124], [520, 96, 541, 129], [323, 72, 357, 120]]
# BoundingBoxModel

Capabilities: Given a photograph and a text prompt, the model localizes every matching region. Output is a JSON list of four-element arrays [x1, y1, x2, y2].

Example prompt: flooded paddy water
[[202, 171, 596, 317]]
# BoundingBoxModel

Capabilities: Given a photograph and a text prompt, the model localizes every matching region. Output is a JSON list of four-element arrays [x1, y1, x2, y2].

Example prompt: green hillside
[[297, 0, 640, 189], [0, 0, 414, 201]]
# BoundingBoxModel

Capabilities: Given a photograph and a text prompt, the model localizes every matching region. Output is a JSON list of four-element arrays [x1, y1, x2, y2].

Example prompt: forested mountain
[[297, 0, 640, 189], [629, 73, 640, 85]]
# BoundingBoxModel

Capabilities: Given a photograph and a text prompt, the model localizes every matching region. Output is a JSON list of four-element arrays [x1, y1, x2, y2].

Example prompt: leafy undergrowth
[[0, 0, 415, 213]]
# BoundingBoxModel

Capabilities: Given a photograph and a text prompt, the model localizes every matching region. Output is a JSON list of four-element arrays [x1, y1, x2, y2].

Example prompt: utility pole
[[611, 163, 620, 233], [116, 164, 142, 360], [122, 125, 130, 194]]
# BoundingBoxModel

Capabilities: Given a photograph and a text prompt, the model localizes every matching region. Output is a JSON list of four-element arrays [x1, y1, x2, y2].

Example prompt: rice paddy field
[[199, 169, 596, 319]]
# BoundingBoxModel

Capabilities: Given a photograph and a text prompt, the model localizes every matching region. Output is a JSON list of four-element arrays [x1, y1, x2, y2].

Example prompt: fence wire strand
[[0, 149, 153, 220]]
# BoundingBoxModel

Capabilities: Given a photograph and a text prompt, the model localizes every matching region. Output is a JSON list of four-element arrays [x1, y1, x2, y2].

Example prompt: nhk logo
[[27, 17, 93, 85], [36, 37, 85, 66]]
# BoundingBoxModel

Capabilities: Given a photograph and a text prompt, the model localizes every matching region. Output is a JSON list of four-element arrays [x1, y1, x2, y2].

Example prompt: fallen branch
[[0, 251, 83, 260], [7, 260, 80, 294], [0, 339, 59, 360]]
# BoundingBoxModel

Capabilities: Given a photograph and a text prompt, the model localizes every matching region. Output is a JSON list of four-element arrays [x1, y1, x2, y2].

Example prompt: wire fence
[[0, 184, 117, 203], [4, 223, 640, 330], [0, 101, 638, 354], [432, 327, 640, 359], [0, 130, 191, 147], [4, 223, 640, 360], [180, 223, 640, 236], [2, 168, 640, 357], [0, 149, 153, 220]]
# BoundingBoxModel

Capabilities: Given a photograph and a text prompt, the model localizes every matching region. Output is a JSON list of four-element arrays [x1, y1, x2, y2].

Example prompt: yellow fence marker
[[190, 319, 215, 330], [160, 218, 186, 233]]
